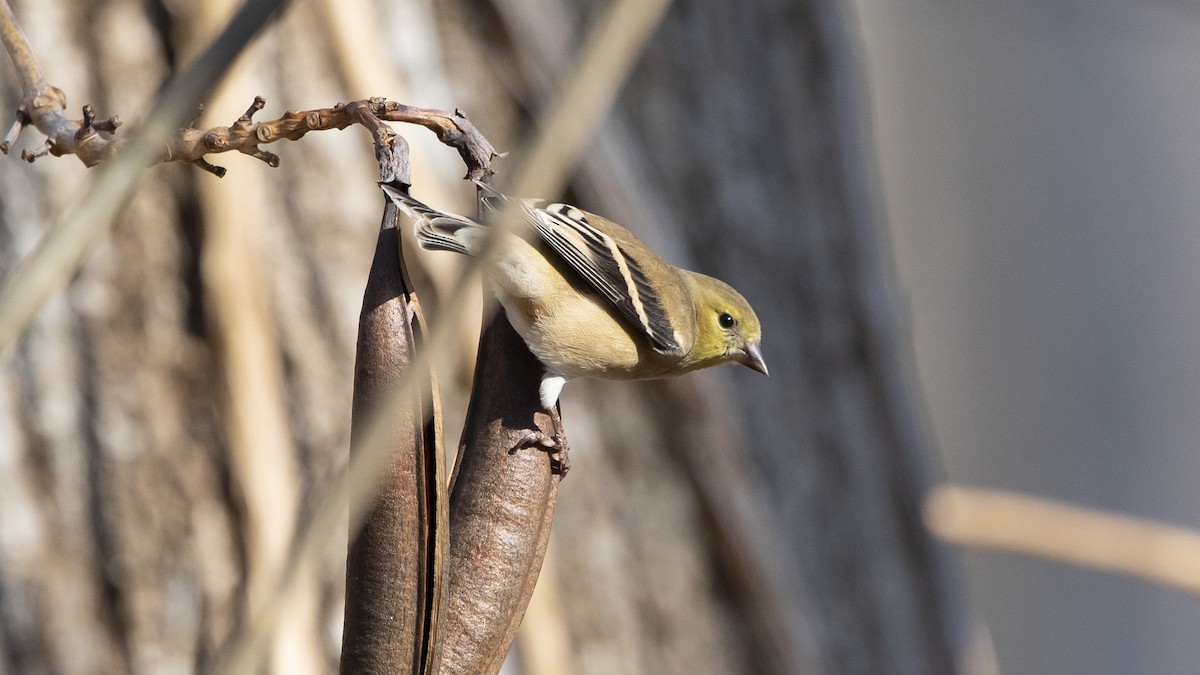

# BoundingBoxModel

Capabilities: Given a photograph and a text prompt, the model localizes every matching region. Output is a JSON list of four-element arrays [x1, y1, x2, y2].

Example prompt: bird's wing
[[477, 183, 684, 356], [382, 182, 479, 255]]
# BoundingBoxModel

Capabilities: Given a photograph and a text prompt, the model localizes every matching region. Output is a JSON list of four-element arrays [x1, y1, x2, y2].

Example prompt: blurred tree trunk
[[0, 1, 967, 674]]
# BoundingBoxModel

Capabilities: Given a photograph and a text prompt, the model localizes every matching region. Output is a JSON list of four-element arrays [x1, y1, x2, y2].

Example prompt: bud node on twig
[[95, 115, 120, 133], [192, 157, 227, 177], [0, 112, 27, 154], [240, 95, 266, 122], [204, 132, 227, 152], [243, 146, 279, 167], [21, 140, 50, 162], [185, 104, 205, 130], [3, 86, 496, 177]]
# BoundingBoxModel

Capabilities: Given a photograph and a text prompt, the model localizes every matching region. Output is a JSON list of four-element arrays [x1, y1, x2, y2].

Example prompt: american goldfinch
[[381, 181, 766, 470]]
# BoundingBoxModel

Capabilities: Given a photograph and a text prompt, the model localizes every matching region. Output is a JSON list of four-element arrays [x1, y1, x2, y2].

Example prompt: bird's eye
[[718, 312, 736, 329]]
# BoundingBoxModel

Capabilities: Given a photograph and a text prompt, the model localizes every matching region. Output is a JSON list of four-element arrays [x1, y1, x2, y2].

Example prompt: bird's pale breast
[[487, 233, 678, 380]]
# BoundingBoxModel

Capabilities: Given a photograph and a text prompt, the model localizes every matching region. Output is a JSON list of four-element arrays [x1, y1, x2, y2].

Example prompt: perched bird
[[382, 181, 767, 471]]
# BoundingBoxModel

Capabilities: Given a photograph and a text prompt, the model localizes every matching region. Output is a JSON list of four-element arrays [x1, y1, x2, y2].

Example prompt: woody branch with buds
[[0, 2, 494, 177]]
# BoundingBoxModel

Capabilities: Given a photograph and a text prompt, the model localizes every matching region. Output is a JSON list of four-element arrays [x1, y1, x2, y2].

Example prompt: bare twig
[[0, 0, 45, 96], [0, 0, 117, 164], [0, 0, 51, 156], [0, 1, 495, 174], [0, 96, 494, 357], [169, 97, 497, 178], [0, 0, 289, 356], [345, 100, 411, 186], [926, 485, 1200, 595], [0, 44, 499, 178]]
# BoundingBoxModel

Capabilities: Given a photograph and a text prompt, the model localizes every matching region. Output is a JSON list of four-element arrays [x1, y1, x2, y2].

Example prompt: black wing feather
[[474, 182, 683, 354], [533, 204, 681, 355]]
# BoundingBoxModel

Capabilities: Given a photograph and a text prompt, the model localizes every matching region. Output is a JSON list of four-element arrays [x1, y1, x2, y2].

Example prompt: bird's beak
[[732, 342, 769, 376]]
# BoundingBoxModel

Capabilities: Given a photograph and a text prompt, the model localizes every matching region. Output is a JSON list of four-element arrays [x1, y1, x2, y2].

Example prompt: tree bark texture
[[0, 0, 968, 674]]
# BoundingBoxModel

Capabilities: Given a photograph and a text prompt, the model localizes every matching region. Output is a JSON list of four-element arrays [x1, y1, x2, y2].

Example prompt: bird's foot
[[513, 426, 570, 477]]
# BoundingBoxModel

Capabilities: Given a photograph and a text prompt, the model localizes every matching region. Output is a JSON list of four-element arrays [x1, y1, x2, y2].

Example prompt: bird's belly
[[495, 291, 642, 379], [485, 238, 677, 380]]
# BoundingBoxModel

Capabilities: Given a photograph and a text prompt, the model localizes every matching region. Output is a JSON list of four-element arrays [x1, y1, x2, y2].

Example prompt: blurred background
[[0, 0, 1197, 673], [853, 1, 1200, 673]]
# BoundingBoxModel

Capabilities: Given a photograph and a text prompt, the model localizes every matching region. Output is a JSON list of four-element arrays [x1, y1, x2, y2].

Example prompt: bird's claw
[[513, 429, 570, 477]]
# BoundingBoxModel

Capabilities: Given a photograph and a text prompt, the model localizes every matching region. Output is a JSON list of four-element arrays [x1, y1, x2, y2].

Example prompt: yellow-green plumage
[[382, 183, 766, 408]]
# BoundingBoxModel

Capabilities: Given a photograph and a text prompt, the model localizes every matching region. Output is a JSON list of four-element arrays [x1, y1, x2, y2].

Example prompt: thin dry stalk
[[926, 485, 1200, 594]]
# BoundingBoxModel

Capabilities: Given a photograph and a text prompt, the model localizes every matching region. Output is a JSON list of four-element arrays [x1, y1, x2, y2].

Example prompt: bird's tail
[[380, 182, 484, 256]]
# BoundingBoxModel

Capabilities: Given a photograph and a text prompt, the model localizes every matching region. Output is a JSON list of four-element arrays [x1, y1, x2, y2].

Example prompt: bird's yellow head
[[679, 271, 767, 376]]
